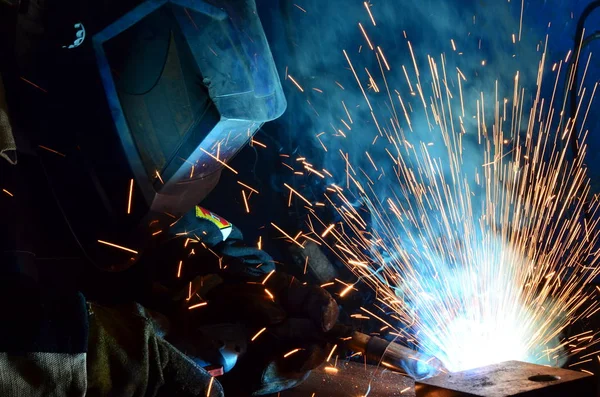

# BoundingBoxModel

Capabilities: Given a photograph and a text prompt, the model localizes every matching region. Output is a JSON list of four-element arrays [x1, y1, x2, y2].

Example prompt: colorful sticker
[[195, 206, 233, 241]]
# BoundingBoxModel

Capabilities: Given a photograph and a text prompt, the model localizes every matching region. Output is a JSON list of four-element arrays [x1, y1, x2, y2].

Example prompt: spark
[[294, 3, 307, 12], [242, 190, 250, 213], [207, 46, 218, 57], [155, 170, 164, 184], [188, 302, 208, 310], [322, 224, 336, 237], [339, 284, 354, 297], [183, 8, 199, 30], [2, 189, 13, 197], [284, 183, 313, 206], [518, 0, 524, 41], [251, 139, 267, 148], [200, 148, 238, 174], [262, 269, 275, 285], [377, 46, 391, 71], [342, 101, 353, 123], [288, 15, 600, 376], [177, 260, 183, 278], [324, 366, 339, 373], [38, 145, 66, 157], [251, 327, 267, 341], [97, 240, 138, 254], [127, 179, 134, 214], [364, 2, 376, 26], [264, 288, 274, 300], [237, 181, 259, 194], [288, 75, 305, 92], [283, 348, 302, 358], [20, 76, 47, 93], [326, 344, 338, 362], [341, 119, 352, 130], [358, 23, 374, 51], [207, 377, 214, 396]]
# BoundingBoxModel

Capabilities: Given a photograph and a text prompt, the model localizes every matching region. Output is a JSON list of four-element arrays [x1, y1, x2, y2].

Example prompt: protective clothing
[[0, 1, 336, 395], [0, 73, 15, 164]]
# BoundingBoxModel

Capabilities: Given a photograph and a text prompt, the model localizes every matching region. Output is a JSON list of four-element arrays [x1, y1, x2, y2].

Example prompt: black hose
[[568, 1, 600, 159], [565, 2, 600, 273]]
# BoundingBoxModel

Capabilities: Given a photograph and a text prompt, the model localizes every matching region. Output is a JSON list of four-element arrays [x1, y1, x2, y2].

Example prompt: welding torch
[[328, 324, 447, 380]]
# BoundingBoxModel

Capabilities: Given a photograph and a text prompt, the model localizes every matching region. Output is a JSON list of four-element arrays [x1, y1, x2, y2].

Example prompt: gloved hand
[[168, 270, 339, 396]]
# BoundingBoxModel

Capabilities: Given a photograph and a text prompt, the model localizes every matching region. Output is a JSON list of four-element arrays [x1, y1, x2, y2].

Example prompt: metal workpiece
[[280, 361, 416, 397], [416, 360, 596, 397]]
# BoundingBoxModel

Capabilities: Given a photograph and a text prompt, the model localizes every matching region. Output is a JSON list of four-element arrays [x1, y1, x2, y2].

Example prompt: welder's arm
[[86, 302, 224, 397], [0, 71, 16, 164]]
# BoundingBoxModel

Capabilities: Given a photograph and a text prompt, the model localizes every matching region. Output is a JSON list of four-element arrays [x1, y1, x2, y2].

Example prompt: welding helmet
[[33, 0, 286, 271]]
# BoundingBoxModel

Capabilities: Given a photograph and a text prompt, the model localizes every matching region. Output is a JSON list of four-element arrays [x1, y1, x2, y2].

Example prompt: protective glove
[[168, 270, 339, 396]]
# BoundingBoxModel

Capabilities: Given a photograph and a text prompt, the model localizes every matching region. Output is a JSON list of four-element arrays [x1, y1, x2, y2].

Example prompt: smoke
[[272, 0, 543, 178], [266, 0, 583, 374]]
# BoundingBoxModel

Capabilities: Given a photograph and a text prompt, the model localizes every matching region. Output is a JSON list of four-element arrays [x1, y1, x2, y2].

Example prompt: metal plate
[[280, 361, 416, 397], [416, 361, 595, 397]]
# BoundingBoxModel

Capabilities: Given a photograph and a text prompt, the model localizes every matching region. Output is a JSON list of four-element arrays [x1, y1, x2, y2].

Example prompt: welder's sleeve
[[0, 71, 16, 164], [86, 302, 224, 397]]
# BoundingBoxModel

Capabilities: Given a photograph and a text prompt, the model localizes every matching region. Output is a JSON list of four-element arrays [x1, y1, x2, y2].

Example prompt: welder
[[0, 0, 340, 396]]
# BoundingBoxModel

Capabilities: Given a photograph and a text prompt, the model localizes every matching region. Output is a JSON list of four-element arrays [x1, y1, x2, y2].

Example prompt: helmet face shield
[[94, 0, 286, 216]]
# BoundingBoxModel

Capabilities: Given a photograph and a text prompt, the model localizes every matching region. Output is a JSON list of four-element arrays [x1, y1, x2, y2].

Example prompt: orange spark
[[340, 284, 354, 297], [326, 344, 338, 362], [262, 269, 275, 285], [377, 46, 390, 71], [265, 288, 274, 300], [237, 181, 259, 194], [38, 145, 66, 157], [20, 76, 47, 93], [127, 178, 134, 214], [177, 260, 183, 278], [288, 75, 305, 92], [242, 190, 250, 213], [284, 183, 313, 206], [155, 170, 164, 184], [188, 302, 208, 310], [283, 348, 302, 358], [97, 240, 138, 254], [200, 148, 238, 174], [358, 23, 374, 50], [271, 223, 304, 248], [207, 376, 214, 396], [251, 139, 267, 148], [322, 224, 336, 237], [364, 1, 376, 26], [251, 327, 267, 341]]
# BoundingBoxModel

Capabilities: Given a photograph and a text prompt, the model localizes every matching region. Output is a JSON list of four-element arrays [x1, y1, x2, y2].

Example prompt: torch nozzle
[[340, 329, 447, 380]]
